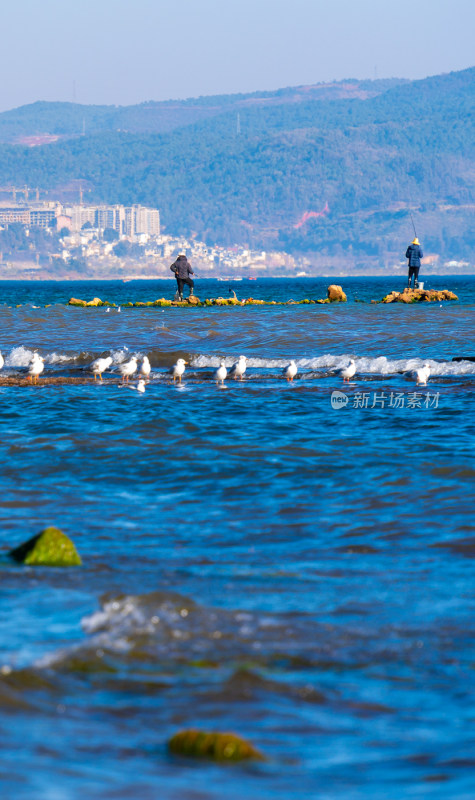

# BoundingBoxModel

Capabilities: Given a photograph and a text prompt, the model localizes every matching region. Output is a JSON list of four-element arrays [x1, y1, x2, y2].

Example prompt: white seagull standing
[[171, 358, 187, 384], [341, 358, 356, 383], [229, 355, 247, 381], [0, 351, 4, 372], [416, 362, 431, 386], [140, 356, 151, 380], [136, 379, 146, 393], [28, 353, 44, 384], [283, 360, 297, 382], [118, 355, 138, 383], [91, 355, 113, 381], [215, 360, 228, 387]]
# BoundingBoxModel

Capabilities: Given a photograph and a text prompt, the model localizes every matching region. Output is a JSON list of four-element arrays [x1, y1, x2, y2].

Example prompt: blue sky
[[1, 0, 473, 111]]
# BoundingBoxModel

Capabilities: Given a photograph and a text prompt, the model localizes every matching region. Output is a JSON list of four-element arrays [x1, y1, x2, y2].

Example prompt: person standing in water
[[170, 254, 195, 301], [405, 237, 423, 288]]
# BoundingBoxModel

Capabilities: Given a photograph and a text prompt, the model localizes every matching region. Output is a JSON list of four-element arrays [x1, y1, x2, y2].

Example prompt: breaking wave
[[190, 353, 475, 376], [2, 346, 475, 377]]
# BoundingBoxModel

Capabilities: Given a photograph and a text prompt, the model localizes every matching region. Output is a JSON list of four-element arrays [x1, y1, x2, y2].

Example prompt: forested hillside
[[0, 68, 473, 263], [0, 78, 404, 142]]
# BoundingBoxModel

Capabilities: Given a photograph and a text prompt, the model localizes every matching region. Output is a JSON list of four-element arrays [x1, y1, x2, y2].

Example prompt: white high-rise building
[[123, 205, 160, 236]]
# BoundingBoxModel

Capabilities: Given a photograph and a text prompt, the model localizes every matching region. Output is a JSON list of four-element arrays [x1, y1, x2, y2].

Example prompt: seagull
[[28, 353, 44, 384], [215, 360, 228, 387], [416, 363, 431, 385], [341, 358, 356, 383], [123, 379, 146, 393], [90, 355, 113, 381], [0, 351, 4, 371], [171, 358, 187, 384], [283, 360, 297, 382], [229, 355, 247, 381], [105, 307, 110, 313], [140, 356, 151, 379], [118, 356, 138, 383]]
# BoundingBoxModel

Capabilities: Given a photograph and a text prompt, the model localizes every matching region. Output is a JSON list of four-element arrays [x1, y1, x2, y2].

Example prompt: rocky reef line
[[67, 284, 348, 308]]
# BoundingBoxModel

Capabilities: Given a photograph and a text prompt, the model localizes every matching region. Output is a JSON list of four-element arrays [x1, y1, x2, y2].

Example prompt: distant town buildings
[[0, 196, 295, 277], [0, 201, 160, 237]]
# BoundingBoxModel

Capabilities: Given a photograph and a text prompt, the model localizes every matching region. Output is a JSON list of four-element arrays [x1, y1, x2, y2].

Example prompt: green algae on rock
[[381, 288, 458, 304], [326, 284, 347, 302], [168, 729, 264, 761], [66, 287, 349, 308], [8, 526, 82, 567]]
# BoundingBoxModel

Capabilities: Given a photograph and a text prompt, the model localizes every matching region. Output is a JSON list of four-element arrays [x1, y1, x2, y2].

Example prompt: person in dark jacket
[[170, 254, 194, 300], [405, 238, 423, 288]]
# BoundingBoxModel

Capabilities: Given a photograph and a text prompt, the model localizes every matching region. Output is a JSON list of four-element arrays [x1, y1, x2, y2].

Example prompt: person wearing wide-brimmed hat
[[405, 237, 424, 288]]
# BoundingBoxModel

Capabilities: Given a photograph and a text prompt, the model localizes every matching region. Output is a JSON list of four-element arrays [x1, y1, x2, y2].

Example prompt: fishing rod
[[410, 211, 418, 239]]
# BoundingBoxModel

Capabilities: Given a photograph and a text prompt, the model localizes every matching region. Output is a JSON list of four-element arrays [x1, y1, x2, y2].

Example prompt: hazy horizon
[[0, 0, 473, 113]]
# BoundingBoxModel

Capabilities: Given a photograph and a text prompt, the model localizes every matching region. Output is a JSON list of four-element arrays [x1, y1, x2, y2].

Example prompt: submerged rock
[[8, 526, 82, 567], [168, 730, 264, 761]]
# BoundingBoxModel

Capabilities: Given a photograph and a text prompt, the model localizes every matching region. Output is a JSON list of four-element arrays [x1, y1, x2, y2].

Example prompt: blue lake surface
[[0, 277, 474, 799]]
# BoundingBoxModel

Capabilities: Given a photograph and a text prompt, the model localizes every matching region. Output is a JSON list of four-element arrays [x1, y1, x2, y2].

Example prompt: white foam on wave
[[191, 353, 475, 376], [44, 352, 73, 365], [6, 347, 87, 367], [109, 347, 143, 364], [5, 346, 36, 367]]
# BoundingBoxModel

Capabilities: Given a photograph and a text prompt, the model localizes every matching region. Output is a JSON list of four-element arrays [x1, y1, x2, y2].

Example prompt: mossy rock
[[168, 730, 264, 761], [68, 297, 87, 307], [85, 297, 103, 307], [124, 302, 133, 308], [327, 284, 347, 302], [8, 526, 82, 567], [153, 298, 172, 307]]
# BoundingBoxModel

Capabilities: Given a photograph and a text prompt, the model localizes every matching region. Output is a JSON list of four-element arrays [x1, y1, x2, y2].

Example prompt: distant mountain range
[[0, 78, 407, 143], [0, 68, 473, 267]]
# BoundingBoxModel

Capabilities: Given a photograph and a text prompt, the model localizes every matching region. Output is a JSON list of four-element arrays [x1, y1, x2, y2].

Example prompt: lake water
[[0, 277, 474, 799]]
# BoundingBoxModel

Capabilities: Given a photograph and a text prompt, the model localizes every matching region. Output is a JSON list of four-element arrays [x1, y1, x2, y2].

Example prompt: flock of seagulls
[[0, 349, 434, 389]]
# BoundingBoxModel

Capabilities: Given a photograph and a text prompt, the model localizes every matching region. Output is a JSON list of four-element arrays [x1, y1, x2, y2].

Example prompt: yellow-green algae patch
[[8, 526, 82, 567], [168, 729, 264, 761]]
